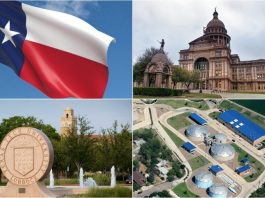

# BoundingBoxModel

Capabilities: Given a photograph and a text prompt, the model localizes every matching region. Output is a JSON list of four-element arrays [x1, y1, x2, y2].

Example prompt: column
[[155, 73, 162, 88], [143, 73, 149, 87]]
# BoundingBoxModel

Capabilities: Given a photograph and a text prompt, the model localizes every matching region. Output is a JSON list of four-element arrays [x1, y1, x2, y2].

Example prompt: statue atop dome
[[158, 39, 165, 50]]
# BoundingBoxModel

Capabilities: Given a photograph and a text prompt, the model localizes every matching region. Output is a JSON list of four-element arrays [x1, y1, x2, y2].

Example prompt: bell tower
[[60, 107, 77, 136]]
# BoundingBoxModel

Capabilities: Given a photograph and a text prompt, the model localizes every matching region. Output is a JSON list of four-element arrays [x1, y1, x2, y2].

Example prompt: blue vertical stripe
[[0, 1, 27, 75]]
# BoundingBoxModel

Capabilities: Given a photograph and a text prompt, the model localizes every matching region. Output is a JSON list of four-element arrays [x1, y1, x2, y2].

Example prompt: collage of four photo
[[1, 0, 265, 198]]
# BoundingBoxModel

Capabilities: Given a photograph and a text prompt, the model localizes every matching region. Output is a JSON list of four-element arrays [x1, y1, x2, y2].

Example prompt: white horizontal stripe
[[22, 3, 114, 66]]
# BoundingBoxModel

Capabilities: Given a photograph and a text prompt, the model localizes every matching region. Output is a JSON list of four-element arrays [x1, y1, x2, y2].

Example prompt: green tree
[[172, 67, 200, 90], [62, 116, 95, 173], [0, 116, 60, 141], [133, 160, 139, 171], [95, 121, 131, 181], [147, 173, 155, 183], [172, 66, 183, 89]]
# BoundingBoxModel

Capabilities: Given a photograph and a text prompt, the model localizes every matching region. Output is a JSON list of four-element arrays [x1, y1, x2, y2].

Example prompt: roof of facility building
[[186, 125, 209, 139], [218, 110, 265, 142], [210, 165, 223, 174], [182, 142, 196, 152], [241, 157, 249, 164], [236, 164, 251, 174], [189, 113, 207, 125]]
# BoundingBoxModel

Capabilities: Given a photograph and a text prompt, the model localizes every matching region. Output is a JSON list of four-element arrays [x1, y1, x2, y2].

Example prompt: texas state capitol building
[[179, 9, 265, 92]]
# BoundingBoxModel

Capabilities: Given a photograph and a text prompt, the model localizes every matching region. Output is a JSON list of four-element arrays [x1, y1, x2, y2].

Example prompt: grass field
[[44, 178, 79, 185], [181, 92, 221, 98], [160, 122, 184, 147], [134, 92, 221, 98], [173, 182, 199, 197], [72, 186, 132, 197], [167, 112, 192, 130], [208, 111, 221, 120], [219, 100, 243, 112], [188, 155, 210, 171], [231, 143, 264, 182], [156, 100, 209, 110]]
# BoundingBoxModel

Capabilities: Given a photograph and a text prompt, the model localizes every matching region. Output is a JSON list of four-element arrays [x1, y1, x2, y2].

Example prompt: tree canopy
[[172, 66, 200, 90]]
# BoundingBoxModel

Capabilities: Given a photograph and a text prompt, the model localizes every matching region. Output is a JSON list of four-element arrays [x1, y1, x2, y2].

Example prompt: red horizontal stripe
[[20, 40, 108, 98]]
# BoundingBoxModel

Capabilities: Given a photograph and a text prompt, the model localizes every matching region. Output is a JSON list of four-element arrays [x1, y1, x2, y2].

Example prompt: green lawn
[[134, 92, 221, 99], [160, 122, 184, 147], [231, 143, 264, 182], [167, 112, 192, 130], [156, 100, 209, 110], [72, 186, 132, 197], [219, 100, 243, 112], [208, 111, 221, 120], [44, 178, 79, 185], [173, 182, 199, 197], [182, 92, 221, 98], [188, 155, 210, 171]]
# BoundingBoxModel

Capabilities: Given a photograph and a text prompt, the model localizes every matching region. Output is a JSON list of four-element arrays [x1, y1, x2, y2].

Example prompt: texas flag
[[0, 1, 114, 98]]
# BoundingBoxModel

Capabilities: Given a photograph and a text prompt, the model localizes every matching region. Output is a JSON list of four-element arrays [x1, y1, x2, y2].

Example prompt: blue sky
[[0, 1, 132, 98], [0, 100, 132, 134]]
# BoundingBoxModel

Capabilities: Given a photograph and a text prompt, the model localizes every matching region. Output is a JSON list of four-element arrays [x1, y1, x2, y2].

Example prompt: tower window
[[66, 113, 69, 118]]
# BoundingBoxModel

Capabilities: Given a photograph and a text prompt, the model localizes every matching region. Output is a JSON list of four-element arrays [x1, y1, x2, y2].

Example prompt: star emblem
[[0, 21, 20, 47]]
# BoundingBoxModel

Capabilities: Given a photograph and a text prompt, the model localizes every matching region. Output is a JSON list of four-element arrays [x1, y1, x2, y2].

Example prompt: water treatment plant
[[133, 99, 265, 198]]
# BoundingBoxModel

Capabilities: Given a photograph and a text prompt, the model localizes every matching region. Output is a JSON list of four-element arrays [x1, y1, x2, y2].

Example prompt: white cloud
[[30, 1, 99, 19], [133, 0, 265, 64]]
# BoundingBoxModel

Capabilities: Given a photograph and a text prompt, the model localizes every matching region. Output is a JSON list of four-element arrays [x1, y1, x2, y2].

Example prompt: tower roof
[[151, 49, 170, 64], [205, 8, 227, 34], [65, 107, 73, 111]]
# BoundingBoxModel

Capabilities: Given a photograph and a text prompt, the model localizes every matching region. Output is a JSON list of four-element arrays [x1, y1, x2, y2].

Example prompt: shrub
[[93, 173, 111, 186], [133, 87, 183, 96]]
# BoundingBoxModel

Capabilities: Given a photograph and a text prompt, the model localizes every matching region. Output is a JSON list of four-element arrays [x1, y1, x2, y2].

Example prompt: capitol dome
[[194, 171, 213, 189], [208, 184, 228, 198], [186, 125, 209, 141], [210, 143, 235, 161], [205, 9, 227, 34]]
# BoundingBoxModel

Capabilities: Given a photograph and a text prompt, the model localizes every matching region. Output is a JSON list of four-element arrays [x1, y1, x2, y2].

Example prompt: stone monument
[[143, 39, 172, 89], [0, 127, 56, 197]]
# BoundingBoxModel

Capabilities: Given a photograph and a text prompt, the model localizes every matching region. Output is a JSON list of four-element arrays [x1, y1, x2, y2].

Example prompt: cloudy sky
[[133, 0, 265, 64]]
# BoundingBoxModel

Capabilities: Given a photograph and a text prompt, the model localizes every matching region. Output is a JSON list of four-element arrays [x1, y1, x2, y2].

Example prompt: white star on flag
[[0, 21, 20, 47]]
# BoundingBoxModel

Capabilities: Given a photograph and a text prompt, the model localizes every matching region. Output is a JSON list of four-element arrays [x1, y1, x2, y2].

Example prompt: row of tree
[[0, 116, 132, 182], [133, 48, 200, 90]]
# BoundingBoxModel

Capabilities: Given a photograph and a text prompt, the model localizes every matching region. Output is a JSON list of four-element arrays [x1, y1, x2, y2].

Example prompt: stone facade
[[179, 9, 265, 92], [60, 107, 77, 136], [143, 49, 172, 88]]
